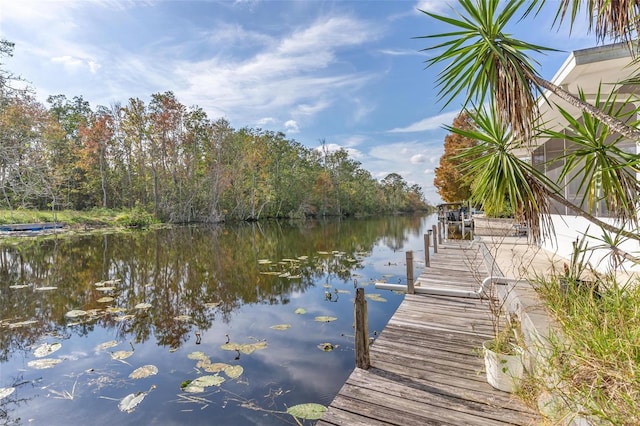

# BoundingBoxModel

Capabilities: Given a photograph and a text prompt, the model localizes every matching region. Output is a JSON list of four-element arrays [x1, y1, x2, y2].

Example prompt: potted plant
[[483, 282, 525, 393]]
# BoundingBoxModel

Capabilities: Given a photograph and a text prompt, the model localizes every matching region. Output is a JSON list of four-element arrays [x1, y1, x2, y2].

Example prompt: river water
[[0, 214, 437, 425]]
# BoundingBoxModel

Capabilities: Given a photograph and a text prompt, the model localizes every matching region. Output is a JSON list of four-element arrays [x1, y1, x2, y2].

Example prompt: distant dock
[[318, 241, 540, 425], [0, 222, 65, 232]]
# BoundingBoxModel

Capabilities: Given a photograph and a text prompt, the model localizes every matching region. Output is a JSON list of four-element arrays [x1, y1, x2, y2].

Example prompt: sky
[[0, 0, 598, 204]]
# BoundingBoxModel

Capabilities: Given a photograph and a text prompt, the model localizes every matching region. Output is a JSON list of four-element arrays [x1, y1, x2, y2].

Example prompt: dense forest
[[0, 40, 430, 223]]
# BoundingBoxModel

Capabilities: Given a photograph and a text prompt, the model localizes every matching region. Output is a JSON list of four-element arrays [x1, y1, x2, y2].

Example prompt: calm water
[[0, 215, 436, 425]]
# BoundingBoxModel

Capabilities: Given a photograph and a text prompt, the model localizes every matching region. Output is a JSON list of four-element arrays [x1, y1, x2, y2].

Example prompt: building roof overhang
[[529, 42, 639, 151]]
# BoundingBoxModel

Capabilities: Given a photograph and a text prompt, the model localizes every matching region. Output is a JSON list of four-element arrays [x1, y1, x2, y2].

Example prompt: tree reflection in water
[[0, 215, 430, 425]]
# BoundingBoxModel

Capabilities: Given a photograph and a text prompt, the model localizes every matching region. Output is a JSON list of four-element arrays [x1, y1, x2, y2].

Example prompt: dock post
[[406, 251, 414, 294], [354, 288, 370, 370], [432, 225, 438, 253], [437, 222, 442, 245], [424, 233, 430, 267]]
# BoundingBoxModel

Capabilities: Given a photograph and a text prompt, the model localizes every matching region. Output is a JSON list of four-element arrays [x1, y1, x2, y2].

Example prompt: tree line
[[0, 41, 429, 223]]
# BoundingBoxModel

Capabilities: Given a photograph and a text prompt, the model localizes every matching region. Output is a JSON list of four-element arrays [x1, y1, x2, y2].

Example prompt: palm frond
[[447, 104, 555, 242], [542, 85, 640, 225], [555, 0, 640, 56], [418, 0, 557, 143]]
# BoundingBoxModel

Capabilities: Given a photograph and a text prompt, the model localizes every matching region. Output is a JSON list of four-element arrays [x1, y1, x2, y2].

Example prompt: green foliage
[[419, 0, 556, 142], [447, 105, 555, 241], [535, 272, 640, 425], [543, 85, 640, 224], [0, 46, 429, 221], [117, 207, 158, 228]]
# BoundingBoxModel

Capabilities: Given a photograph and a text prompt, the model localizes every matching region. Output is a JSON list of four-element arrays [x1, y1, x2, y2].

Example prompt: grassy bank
[[534, 272, 640, 425], [0, 208, 158, 228]]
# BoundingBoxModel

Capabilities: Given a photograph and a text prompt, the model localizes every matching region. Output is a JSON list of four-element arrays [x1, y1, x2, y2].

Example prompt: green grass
[[535, 273, 640, 425], [0, 207, 159, 228]]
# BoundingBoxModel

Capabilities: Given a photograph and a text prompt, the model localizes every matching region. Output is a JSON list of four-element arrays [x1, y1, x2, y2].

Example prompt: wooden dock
[[318, 241, 540, 426]]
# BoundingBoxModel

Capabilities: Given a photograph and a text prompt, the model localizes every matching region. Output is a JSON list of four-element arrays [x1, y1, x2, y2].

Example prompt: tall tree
[[434, 111, 477, 202]]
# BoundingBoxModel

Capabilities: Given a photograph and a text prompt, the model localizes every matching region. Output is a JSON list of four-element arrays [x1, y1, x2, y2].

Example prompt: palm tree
[[451, 104, 640, 245], [552, 0, 640, 55], [419, 0, 640, 147], [420, 0, 640, 241]]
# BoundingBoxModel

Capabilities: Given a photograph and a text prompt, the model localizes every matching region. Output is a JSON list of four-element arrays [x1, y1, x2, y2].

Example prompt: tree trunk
[[545, 187, 640, 243]]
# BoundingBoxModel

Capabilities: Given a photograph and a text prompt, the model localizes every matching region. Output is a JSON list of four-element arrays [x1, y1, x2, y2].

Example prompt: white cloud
[[173, 16, 378, 124], [388, 110, 458, 133], [284, 119, 299, 133], [414, 0, 451, 14], [378, 48, 424, 56], [51, 55, 101, 74], [256, 117, 275, 126], [351, 98, 375, 122], [343, 135, 366, 147], [315, 142, 364, 160], [410, 154, 427, 164], [424, 168, 434, 174]]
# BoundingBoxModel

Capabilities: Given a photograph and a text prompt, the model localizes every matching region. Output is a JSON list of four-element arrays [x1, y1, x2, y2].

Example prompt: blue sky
[[0, 0, 597, 204]]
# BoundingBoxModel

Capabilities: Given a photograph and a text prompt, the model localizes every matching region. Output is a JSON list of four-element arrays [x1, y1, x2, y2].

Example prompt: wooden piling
[[406, 251, 414, 294], [354, 288, 370, 370], [432, 225, 439, 253], [424, 233, 430, 267]]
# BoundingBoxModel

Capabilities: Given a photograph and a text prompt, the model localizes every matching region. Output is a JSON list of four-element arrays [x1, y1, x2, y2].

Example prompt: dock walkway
[[318, 241, 540, 425]]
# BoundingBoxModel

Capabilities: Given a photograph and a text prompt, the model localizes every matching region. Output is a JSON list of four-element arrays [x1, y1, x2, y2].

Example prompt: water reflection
[[0, 215, 431, 425]]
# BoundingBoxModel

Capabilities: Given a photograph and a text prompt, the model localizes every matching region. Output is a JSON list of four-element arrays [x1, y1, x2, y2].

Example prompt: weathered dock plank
[[318, 241, 539, 426]]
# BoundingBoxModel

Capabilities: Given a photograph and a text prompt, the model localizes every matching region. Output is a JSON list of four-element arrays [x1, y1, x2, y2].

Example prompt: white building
[[531, 42, 640, 272]]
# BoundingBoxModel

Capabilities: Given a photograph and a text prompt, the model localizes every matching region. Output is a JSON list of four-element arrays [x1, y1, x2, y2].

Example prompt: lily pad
[[129, 365, 158, 379], [95, 340, 119, 351], [366, 293, 387, 303], [286, 403, 327, 420], [95, 286, 115, 292], [183, 375, 225, 393], [8, 285, 29, 289], [34, 286, 58, 291], [118, 391, 146, 413], [134, 303, 152, 310], [0, 387, 15, 400], [294, 308, 307, 315], [27, 358, 62, 369], [97, 296, 114, 303], [187, 351, 209, 361], [65, 310, 87, 319], [317, 342, 336, 352], [114, 314, 135, 322], [221, 341, 267, 355], [8, 320, 37, 329], [223, 365, 243, 379], [173, 315, 192, 322], [203, 302, 220, 309], [201, 362, 229, 373], [314, 316, 337, 323], [270, 324, 291, 331], [257, 259, 272, 264], [34, 342, 62, 358], [337, 289, 351, 294], [111, 350, 134, 360]]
